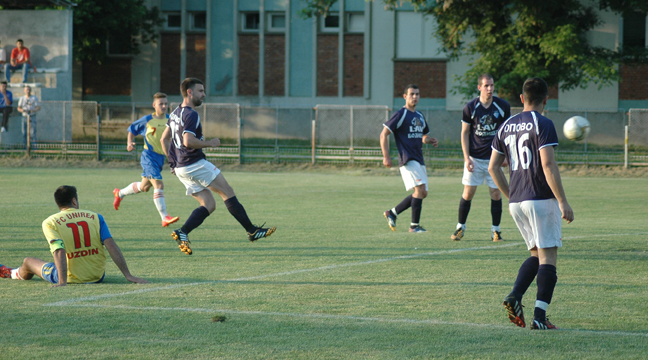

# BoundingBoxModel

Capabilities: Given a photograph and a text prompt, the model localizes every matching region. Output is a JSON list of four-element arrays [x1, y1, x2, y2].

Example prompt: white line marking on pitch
[[52, 303, 648, 338], [45, 243, 522, 306]]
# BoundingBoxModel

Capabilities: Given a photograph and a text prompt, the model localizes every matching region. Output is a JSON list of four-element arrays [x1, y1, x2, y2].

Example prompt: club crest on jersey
[[409, 117, 424, 133]]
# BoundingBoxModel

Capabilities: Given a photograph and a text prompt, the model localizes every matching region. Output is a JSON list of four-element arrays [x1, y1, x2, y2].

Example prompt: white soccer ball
[[563, 116, 591, 141]]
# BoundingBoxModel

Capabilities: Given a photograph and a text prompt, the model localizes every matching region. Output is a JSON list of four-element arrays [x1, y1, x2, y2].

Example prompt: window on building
[[396, 12, 445, 59], [191, 13, 206, 31], [321, 13, 340, 32], [165, 13, 181, 30], [267, 13, 286, 32], [242, 12, 260, 32], [347, 13, 364, 33], [623, 11, 647, 48]]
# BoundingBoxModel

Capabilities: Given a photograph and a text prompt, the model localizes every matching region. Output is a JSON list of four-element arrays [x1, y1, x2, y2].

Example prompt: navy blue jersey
[[491, 111, 559, 203], [383, 107, 429, 167], [167, 105, 206, 168], [463, 96, 511, 159]]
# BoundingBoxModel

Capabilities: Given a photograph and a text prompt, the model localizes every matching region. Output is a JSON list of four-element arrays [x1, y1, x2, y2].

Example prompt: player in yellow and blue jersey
[[0, 185, 148, 287], [113, 92, 180, 228]]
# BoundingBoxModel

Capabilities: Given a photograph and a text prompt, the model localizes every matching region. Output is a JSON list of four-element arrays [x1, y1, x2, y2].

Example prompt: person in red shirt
[[4, 39, 33, 83]]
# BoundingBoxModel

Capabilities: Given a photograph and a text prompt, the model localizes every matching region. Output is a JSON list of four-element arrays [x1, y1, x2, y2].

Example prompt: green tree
[[301, 0, 648, 102]]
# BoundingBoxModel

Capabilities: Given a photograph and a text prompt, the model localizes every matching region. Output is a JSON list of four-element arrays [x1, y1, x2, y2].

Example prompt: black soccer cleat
[[248, 224, 276, 242], [503, 293, 526, 328], [492, 230, 503, 242], [171, 229, 192, 255], [530, 317, 558, 330], [451, 226, 464, 241], [384, 210, 397, 231]]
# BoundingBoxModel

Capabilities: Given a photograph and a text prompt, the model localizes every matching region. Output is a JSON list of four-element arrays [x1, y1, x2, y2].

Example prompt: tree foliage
[[301, 0, 648, 102]]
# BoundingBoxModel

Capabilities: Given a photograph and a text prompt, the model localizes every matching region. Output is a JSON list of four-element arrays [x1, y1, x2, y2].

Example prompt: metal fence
[[2, 101, 647, 167]]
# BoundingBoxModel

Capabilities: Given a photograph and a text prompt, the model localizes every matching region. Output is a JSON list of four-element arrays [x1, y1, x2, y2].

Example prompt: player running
[[160, 78, 275, 255], [381, 84, 439, 233], [489, 77, 574, 330], [112, 92, 179, 228]]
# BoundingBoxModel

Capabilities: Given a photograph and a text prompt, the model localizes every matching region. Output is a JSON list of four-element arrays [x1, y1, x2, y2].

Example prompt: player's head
[[1, 81, 7, 90], [16, 39, 23, 48], [152, 92, 168, 114], [180, 78, 205, 106], [522, 77, 548, 106], [403, 84, 420, 108], [54, 185, 78, 209], [477, 74, 494, 99], [24, 85, 31, 95]]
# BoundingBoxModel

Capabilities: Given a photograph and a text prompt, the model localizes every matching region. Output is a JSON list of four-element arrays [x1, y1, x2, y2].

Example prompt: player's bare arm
[[539, 146, 574, 223], [488, 151, 510, 200], [160, 127, 171, 157], [127, 131, 136, 152], [51, 248, 68, 288], [461, 122, 473, 172], [104, 238, 149, 284], [183, 132, 220, 149], [379, 127, 392, 168], [422, 135, 438, 147]]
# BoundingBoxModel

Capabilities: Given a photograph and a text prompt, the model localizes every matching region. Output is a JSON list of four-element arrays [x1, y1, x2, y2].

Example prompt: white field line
[[45, 243, 522, 306], [54, 303, 648, 338]]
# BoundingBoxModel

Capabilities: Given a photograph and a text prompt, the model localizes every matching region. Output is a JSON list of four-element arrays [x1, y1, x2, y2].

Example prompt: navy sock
[[411, 197, 423, 225], [511, 256, 540, 301], [181, 206, 210, 234], [491, 199, 502, 226], [224, 196, 255, 233], [458, 197, 471, 224], [536, 264, 558, 305], [394, 195, 413, 215]]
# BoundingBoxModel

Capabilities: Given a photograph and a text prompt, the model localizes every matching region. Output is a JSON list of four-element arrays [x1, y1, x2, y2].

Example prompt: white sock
[[492, 225, 501, 232], [535, 300, 549, 311], [390, 208, 398, 216], [153, 189, 168, 219], [11, 268, 23, 280], [119, 182, 142, 198], [456, 223, 466, 230]]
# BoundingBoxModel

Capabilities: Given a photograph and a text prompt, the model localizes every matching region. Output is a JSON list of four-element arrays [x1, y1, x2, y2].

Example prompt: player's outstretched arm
[[379, 127, 392, 168], [488, 150, 510, 200], [422, 135, 438, 147], [50, 249, 68, 288], [540, 146, 574, 223], [183, 132, 220, 149], [103, 238, 149, 284]]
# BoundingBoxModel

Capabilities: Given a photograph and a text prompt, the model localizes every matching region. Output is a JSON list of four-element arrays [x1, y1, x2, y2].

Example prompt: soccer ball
[[563, 116, 591, 141]]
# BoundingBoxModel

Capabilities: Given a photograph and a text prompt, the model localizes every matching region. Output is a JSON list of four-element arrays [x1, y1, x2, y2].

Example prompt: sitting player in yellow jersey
[[0, 185, 148, 287], [113, 92, 180, 228]]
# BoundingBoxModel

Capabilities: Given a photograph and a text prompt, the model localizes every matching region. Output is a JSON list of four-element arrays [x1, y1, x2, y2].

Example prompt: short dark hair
[[522, 77, 548, 106], [54, 185, 77, 208], [478, 74, 493, 86], [0, 81, 7, 85], [403, 84, 419, 95], [17, 39, 23, 44], [180, 78, 204, 97]]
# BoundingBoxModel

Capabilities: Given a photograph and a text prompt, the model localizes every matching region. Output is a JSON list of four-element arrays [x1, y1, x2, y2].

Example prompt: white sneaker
[[1, 127, 5, 133]]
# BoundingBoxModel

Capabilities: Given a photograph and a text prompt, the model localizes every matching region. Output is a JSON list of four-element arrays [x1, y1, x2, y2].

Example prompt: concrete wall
[[0, 10, 73, 101]]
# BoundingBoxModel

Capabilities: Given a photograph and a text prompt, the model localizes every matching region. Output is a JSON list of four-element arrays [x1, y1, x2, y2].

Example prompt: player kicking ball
[[112, 92, 179, 228], [160, 78, 275, 255]]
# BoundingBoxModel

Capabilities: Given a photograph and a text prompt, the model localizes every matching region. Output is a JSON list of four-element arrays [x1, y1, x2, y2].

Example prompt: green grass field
[[1, 166, 647, 359]]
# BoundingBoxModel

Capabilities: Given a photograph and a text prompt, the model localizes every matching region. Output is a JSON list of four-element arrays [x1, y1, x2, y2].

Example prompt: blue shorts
[[41, 263, 105, 284], [141, 150, 166, 180]]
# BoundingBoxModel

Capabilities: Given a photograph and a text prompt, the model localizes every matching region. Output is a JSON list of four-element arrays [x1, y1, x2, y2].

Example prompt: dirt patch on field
[[1, 157, 646, 178]]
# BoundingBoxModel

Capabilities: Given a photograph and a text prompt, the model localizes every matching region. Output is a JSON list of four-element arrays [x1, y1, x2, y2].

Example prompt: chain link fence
[[2, 101, 648, 167]]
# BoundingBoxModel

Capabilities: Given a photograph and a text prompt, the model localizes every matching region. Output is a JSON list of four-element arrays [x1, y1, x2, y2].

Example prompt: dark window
[[624, 11, 646, 48], [244, 13, 260, 31]]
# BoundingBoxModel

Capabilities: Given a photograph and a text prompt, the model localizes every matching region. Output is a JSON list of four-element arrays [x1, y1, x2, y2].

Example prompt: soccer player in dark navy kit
[[381, 85, 439, 233], [452, 74, 511, 242], [160, 78, 275, 255], [489, 77, 574, 330]]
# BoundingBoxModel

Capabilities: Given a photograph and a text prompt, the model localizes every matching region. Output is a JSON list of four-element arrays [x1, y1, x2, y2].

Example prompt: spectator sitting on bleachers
[[0, 80, 13, 132], [5, 39, 34, 84]]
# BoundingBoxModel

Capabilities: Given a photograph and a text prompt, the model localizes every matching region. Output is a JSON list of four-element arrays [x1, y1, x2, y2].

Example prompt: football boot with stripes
[[409, 225, 427, 233], [492, 230, 503, 242], [171, 229, 192, 255], [530, 317, 558, 330], [247, 224, 276, 242], [162, 215, 180, 228], [451, 226, 465, 241], [113, 189, 122, 210], [0, 264, 13, 279], [384, 210, 397, 231], [503, 293, 526, 328]]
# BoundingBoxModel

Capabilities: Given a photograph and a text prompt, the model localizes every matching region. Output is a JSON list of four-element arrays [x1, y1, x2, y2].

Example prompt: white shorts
[[509, 199, 562, 250], [462, 157, 497, 188], [175, 159, 221, 195], [400, 160, 428, 191]]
